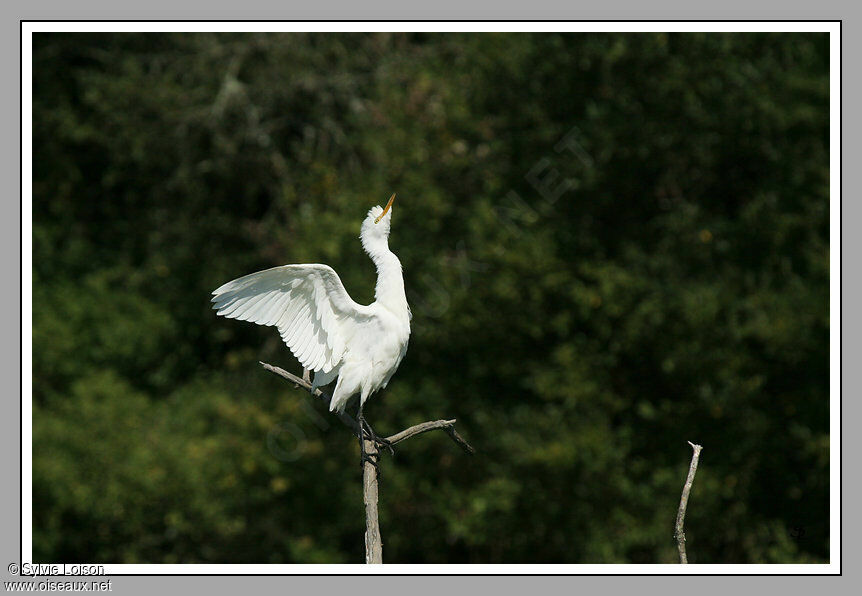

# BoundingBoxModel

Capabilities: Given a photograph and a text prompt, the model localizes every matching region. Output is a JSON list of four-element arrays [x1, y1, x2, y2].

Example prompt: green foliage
[[32, 32, 829, 563]]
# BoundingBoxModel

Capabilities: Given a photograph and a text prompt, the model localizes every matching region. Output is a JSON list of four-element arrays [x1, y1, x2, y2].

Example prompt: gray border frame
[[7, 1, 852, 593]]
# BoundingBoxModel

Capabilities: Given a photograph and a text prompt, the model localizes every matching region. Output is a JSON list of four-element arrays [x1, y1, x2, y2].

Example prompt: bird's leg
[[302, 368, 311, 384], [357, 403, 381, 473]]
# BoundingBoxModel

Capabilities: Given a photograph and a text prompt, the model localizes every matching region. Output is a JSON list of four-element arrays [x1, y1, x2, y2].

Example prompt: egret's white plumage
[[212, 195, 410, 414]]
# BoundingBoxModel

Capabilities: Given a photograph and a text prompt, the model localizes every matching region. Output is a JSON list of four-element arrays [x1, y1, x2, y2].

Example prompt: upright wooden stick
[[362, 438, 383, 564], [674, 441, 703, 564]]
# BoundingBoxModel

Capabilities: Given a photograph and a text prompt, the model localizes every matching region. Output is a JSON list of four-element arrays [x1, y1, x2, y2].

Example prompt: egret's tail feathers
[[329, 394, 350, 413], [328, 376, 354, 413]]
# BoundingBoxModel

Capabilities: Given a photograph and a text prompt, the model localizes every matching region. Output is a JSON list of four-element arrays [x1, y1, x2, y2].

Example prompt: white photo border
[[21, 19, 841, 576]]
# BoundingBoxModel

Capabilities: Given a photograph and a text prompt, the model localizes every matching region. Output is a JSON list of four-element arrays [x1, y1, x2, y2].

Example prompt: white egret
[[211, 194, 410, 463]]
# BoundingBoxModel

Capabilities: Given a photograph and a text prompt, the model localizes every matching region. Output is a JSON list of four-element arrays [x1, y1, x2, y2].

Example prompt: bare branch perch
[[674, 441, 703, 564], [386, 419, 475, 455], [259, 360, 475, 564], [260, 360, 474, 453]]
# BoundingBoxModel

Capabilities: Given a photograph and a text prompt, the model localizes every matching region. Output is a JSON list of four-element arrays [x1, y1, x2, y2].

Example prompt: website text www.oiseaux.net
[[4, 580, 111, 592]]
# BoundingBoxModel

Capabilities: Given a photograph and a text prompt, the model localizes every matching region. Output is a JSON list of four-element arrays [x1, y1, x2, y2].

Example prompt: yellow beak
[[375, 193, 396, 223]]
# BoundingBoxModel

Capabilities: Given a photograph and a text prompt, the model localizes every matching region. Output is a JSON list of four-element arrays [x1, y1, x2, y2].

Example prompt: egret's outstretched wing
[[212, 264, 373, 372]]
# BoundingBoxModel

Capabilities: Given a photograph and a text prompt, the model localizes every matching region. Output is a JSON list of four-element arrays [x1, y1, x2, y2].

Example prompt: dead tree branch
[[674, 441, 703, 564], [260, 360, 474, 564], [386, 419, 476, 454]]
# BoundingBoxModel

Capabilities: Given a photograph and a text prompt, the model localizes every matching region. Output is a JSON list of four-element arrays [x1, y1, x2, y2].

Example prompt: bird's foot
[[357, 407, 392, 478], [361, 418, 395, 456], [358, 436, 384, 480]]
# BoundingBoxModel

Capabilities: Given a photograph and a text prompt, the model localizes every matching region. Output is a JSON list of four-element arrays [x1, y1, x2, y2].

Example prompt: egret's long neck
[[364, 237, 408, 316]]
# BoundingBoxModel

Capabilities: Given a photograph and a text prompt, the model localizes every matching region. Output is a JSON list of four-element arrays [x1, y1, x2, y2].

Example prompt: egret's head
[[360, 193, 396, 247]]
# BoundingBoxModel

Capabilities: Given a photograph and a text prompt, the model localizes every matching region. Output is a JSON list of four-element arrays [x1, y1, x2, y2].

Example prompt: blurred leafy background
[[31, 32, 830, 564]]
